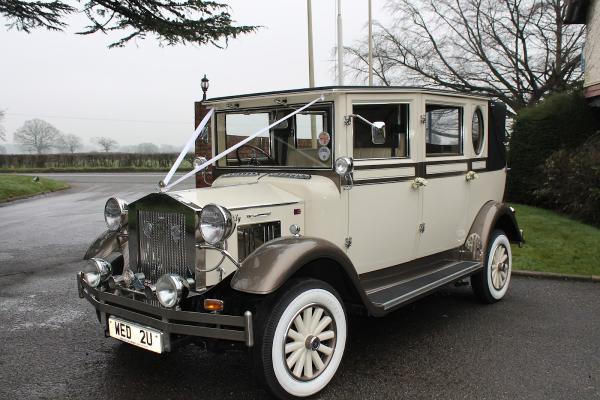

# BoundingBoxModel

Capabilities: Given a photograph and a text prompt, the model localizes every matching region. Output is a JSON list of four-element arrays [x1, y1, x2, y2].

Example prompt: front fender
[[230, 237, 359, 295], [83, 230, 128, 261]]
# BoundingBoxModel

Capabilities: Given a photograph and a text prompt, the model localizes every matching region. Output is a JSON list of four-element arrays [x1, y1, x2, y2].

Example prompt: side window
[[425, 104, 463, 156], [353, 104, 409, 159], [471, 107, 484, 155]]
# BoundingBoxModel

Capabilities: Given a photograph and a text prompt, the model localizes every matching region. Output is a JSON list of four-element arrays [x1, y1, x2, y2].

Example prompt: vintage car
[[78, 86, 523, 399]]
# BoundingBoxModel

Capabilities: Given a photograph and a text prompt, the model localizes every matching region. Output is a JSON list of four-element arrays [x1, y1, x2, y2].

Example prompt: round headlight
[[156, 274, 187, 308], [104, 197, 128, 231], [83, 258, 112, 288], [200, 204, 235, 245], [335, 157, 353, 176]]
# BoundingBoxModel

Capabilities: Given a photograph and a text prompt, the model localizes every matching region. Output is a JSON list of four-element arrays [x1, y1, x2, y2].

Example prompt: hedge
[[507, 90, 600, 203], [535, 134, 600, 228], [0, 153, 192, 170]]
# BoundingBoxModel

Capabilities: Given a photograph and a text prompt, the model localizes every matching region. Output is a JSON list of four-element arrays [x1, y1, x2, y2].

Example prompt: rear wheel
[[254, 279, 347, 399], [472, 230, 512, 303]]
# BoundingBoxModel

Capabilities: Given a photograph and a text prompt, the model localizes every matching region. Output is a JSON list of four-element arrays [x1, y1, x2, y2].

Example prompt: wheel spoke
[[311, 350, 325, 370], [309, 307, 324, 333], [304, 350, 313, 378], [318, 330, 335, 341], [293, 350, 306, 378], [303, 307, 313, 333], [294, 314, 307, 336], [287, 347, 304, 369], [500, 254, 508, 263], [314, 316, 332, 336], [318, 344, 333, 356], [287, 328, 304, 342], [285, 341, 304, 354]]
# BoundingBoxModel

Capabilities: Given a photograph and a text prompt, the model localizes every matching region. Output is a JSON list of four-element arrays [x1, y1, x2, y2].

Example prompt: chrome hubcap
[[284, 304, 336, 381], [491, 244, 509, 290]]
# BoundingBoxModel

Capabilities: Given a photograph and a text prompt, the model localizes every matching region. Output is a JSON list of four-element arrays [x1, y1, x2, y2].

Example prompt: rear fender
[[464, 201, 523, 262]]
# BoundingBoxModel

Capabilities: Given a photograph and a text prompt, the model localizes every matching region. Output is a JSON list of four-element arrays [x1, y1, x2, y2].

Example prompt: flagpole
[[307, 0, 315, 88], [337, 0, 344, 86], [368, 0, 373, 86]]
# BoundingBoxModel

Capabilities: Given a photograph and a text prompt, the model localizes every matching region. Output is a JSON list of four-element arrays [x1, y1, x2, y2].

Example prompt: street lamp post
[[201, 74, 210, 101]]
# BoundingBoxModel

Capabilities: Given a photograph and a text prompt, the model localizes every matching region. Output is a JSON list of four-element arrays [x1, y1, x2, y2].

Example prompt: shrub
[[507, 90, 600, 203], [535, 134, 600, 228]]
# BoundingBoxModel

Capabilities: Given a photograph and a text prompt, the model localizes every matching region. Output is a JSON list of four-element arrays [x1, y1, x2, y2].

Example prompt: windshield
[[215, 104, 333, 169]]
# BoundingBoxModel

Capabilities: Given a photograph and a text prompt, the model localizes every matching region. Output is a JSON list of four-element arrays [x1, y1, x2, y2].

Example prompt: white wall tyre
[[471, 230, 512, 303], [254, 279, 347, 399]]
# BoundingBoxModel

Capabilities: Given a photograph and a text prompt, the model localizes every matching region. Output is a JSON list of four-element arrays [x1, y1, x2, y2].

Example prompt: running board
[[365, 261, 482, 311]]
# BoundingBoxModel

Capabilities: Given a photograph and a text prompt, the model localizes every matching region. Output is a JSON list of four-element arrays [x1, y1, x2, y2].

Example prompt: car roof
[[203, 86, 492, 104]]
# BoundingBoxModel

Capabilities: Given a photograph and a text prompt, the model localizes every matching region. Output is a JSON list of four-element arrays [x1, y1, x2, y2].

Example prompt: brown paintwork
[[464, 200, 523, 263]]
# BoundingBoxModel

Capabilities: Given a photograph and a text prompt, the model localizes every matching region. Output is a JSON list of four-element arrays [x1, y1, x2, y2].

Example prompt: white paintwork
[[353, 166, 415, 181], [426, 163, 468, 175], [472, 160, 487, 170], [161, 88, 504, 280], [271, 288, 346, 397]]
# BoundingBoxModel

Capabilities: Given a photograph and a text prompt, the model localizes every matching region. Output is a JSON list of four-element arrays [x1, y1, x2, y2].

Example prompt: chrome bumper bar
[[77, 272, 253, 350]]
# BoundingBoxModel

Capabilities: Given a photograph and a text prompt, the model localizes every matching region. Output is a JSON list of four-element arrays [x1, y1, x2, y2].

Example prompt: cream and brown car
[[78, 87, 523, 399]]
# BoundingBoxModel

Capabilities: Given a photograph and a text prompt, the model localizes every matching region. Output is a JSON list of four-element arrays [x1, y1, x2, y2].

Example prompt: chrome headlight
[[156, 274, 188, 308], [335, 157, 353, 176], [200, 204, 235, 245], [104, 197, 128, 231], [83, 258, 112, 288]]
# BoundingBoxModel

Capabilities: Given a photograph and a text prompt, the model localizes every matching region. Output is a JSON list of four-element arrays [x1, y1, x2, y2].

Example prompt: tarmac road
[[0, 173, 599, 399]]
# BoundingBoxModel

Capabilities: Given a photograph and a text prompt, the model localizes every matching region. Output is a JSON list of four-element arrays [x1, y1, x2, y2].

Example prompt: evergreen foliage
[[507, 90, 600, 203], [0, 0, 257, 47]]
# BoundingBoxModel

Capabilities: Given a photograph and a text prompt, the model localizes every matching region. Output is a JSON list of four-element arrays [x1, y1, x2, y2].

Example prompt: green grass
[[511, 204, 600, 277], [0, 175, 70, 203]]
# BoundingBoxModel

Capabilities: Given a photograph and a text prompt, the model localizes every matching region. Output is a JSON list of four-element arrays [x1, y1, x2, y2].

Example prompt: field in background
[[511, 204, 600, 277], [0, 153, 192, 172], [0, 175, 70, 203]]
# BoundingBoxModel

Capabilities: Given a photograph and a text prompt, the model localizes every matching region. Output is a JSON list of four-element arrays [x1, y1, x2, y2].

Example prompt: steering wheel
[[235, 144, 277, 165]]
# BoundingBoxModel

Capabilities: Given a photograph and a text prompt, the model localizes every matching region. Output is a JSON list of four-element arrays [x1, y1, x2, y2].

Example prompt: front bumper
[[77, 272, 253, 351]]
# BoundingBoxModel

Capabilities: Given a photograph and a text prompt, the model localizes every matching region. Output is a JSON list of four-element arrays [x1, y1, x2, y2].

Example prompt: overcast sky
[[0, 1, 391, 150]]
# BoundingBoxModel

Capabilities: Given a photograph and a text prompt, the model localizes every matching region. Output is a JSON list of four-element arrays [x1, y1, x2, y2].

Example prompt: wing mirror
[[371, 121, 386, 145], [346, 114, 386, 144]]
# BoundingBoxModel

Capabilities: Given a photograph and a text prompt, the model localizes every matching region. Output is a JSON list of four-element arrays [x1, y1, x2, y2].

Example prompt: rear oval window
[[472, 108, 484, 155]]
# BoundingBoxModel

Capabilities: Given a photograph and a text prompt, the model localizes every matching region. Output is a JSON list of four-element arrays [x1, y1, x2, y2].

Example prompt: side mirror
[[371, 122, 386, 145]]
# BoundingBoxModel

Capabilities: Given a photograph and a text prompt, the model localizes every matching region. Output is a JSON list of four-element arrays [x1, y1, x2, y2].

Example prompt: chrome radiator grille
[[237, 221, 281, 261], [138, 210, 189, 282]]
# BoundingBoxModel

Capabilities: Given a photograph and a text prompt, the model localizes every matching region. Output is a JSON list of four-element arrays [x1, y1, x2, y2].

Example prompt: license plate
[[108, 317, 163, 354]]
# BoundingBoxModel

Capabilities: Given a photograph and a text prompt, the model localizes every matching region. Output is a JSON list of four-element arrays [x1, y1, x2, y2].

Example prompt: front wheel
[[471, 230, 512, 303], [254, 279, 347, 399]]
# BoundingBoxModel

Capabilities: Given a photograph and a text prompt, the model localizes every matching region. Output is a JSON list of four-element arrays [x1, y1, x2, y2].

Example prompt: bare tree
[[57, 133, 83, 153], [13, 119, 60, 154], [92, 136, 118, 153], [0, 109, 6, 141], [345, 0, 585, 111]]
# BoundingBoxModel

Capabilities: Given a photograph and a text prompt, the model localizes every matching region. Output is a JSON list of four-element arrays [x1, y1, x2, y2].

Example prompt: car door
[[346, 94, 422, 275], [416, 97, 470, 258]]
